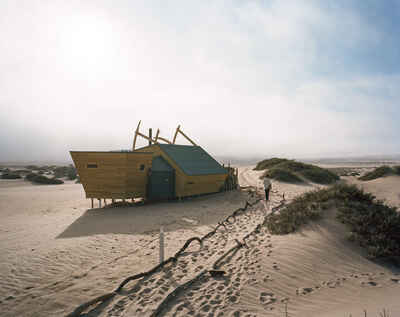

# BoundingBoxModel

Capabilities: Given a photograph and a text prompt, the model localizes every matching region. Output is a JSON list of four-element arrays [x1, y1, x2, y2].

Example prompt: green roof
[[158, 144, 227, 176]]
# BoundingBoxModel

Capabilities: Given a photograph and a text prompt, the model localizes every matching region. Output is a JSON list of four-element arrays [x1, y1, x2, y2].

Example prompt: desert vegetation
[[1, 172, 22, 179], [25, 173, 64, 184], [255, 158, 339, 184], [359, 165, 400, 181], [266, 184, 400, 259], [327, 167, 361, 177], [53, 165, 77, 180]]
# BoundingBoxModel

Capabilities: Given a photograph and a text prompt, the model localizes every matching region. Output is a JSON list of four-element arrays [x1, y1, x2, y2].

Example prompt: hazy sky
[[1, 0, 400, 163]]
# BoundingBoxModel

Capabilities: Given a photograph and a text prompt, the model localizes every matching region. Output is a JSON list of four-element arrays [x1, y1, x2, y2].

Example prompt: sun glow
[[58, 14, 119, 73]]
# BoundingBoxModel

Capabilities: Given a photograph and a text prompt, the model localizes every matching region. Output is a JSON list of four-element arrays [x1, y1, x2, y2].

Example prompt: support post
[[173, 125, 180, 144], [177, 126, 197, 146], [91, 198, 94, 209], [132, 120, 141, 151], [99, 199, 101, 208], [159, 226, 164, 264], [148, 128, 152, 146], [155, 129, 160, 143]]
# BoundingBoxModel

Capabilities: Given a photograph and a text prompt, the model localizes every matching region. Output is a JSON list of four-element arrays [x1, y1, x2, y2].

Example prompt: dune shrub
[[393, 165, 400, 175], [266, 184, 400, 259], [264, 168, 303, 183], [30, 175, 64, 185], [359, 166, 394, 181], [1, 173, 22, 179], [253, 158, 289, 171], [67, 165, 77, 180], [300, 167, 339, 184], [25, 173, 37, 181], [256, 158, 339, 184]]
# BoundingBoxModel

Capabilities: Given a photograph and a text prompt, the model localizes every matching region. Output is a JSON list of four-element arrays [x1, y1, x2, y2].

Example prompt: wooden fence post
[[159, 226, 164, 263]]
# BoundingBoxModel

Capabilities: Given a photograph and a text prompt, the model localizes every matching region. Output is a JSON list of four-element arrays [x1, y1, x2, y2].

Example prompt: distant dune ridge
[[0, 161, 399, 316], [359, 165, 400, 181], [254, 157, 339, 184]]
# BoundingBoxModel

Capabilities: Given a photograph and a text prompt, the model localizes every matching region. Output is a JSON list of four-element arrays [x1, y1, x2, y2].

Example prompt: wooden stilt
[[91, 198, 94, 209], [99, 199, 101, 208]]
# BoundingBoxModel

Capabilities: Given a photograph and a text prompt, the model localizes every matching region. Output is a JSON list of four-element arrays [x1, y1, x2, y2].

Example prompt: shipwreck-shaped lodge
[[70, 122, 238, 202]]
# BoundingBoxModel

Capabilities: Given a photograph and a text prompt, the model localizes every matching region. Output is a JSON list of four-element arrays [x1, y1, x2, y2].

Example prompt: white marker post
[[159, 226, 164, 264]]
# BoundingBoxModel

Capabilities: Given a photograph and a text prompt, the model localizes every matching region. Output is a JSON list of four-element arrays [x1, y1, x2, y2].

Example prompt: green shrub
[[256, 158, 339, 184], [67, 165, 77, 180], [1, 173, 21, 179], [253, 158, 289, 170], [393, 165, 400, 175], [25, 173, 37, 181], [266, 184, 400, 259], [54, 166, 68, 178], [30, 175, 64, 185], [264, 168, 303, 183], [359, 166, 394, 181], [300, 167, 339, 184]]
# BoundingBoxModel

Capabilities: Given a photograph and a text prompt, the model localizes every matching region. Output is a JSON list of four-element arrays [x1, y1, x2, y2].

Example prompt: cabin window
[[139, 164, 145, 171], [87, 164, 98, 168]]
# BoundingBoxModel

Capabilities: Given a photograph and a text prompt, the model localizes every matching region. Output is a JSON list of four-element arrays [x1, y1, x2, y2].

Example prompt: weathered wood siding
[[70, 151, 153, 199], [135, 145, 227, 197]]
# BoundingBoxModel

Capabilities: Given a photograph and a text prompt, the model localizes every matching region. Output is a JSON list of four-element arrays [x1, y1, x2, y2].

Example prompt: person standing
[[263, 177, 272, 201]]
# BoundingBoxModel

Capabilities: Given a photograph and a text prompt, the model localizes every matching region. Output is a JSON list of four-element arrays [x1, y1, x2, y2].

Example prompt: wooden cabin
[[135, 144, 228, 200], [70, 124, 230, 202], [70, 151, 153, 199]]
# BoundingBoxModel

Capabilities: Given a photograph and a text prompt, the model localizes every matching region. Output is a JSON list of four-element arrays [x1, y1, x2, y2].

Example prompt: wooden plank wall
[[70, 151, 153, 199]]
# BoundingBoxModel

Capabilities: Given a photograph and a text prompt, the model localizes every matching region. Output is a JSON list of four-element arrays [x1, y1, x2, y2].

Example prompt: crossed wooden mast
[[132, 121, 197, 150]]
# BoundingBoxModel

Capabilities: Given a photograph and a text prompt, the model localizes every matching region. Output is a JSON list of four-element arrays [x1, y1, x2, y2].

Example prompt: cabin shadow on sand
[[57, 191, 247, 238]]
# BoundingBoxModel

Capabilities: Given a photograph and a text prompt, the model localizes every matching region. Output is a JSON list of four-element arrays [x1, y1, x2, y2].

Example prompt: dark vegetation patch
[[263, 168, 303, 183], [255, 158, 339, 184], [253, 158, 289, 171], [359, 165, 396, 181], [53, 165, 77, 180], [266, 184, 400, 259], [327, 167, 361, 177], [1, 173, 22, 179], [25, 173, 64, 185]]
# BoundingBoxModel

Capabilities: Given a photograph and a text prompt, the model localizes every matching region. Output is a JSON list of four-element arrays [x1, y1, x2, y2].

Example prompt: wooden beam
[[154, 129, 160, 142], [173, 125, 180, 144], [178, 127, 197, 146], [136, 131, 153, 141], [132, 120, 141, 150], [157, 136, 172, 144]]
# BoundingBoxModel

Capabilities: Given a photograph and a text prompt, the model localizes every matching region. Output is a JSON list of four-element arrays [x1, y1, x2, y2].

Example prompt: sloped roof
[[158, 144, 227, 176]]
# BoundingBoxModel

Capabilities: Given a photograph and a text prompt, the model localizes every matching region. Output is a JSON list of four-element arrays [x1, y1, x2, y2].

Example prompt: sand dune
[[0, 167, 399, 316]]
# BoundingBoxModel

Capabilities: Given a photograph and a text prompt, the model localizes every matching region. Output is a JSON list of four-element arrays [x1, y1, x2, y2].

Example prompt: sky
[[1, 0, 400, 163]]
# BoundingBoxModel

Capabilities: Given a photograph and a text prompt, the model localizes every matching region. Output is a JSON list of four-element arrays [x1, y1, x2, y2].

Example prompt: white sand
[[0, 166, 399, 317]]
